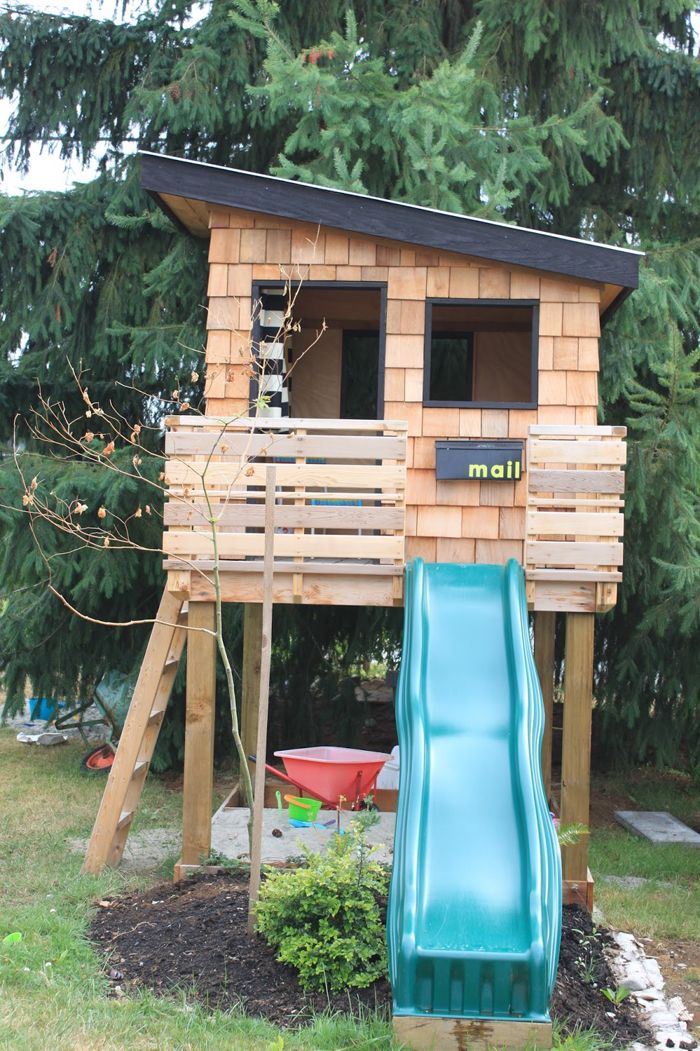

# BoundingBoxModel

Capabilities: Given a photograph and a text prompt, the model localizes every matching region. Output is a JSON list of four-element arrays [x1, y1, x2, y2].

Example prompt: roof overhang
[[141, 151, 641, 320]]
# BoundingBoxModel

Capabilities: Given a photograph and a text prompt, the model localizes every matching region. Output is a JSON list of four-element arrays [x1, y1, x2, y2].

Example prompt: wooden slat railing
[[162, 416, 408, 606], [525, 425, 626, 613]]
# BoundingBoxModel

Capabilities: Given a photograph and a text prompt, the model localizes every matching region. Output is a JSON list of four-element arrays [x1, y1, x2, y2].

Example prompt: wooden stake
[[242, 602, 263, 785], [247, 466, 276, 932], [560, 612, 595, 882], [181, 601, 217, 865], [534, 610, 556, 801]]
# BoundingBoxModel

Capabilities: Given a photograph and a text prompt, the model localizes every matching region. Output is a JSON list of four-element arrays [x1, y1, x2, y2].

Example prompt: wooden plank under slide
[[83, 588, 186, 874], [393, 1016, 552, 1051]]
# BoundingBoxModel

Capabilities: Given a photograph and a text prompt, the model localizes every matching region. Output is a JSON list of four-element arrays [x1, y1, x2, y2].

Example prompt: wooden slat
[[166, 431, 406, 460], [529, 424, 626, 437], [528, 569, 622, 582], [529, 496, 623, 508], [164, 531, 404, 559], [167, 488, 403, 503], [165, 461, 405, 489], [188, 569, 399, 606], [526, 541, 623, 566], [527, 511, 624, 537], [528, 439, 626, 465], [528, 469, 625, 494], [166, 415, 408, 433], [163, 502, 404, 530], [163, 559, 404, 576]]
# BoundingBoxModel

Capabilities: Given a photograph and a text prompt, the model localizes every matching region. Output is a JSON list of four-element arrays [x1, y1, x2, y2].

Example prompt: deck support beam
[[181, 601, 217, 866], [560, 611, 595, 883], [534, 610, 556, 802]]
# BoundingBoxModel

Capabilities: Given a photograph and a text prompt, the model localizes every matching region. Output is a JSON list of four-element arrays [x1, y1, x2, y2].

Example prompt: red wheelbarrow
[[249, 746, 391, 810]]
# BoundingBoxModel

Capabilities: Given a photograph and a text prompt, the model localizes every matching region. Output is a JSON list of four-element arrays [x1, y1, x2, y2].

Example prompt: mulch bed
[[90, 874, 650, 1042]]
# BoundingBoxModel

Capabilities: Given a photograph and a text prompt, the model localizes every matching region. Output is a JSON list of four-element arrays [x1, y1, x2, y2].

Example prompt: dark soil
[[553, 905, 650, 1045], [90, 875, 652, 1042]]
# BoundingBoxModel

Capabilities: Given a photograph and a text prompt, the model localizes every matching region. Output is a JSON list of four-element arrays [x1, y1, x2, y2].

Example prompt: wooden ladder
[[83, 588, 187, 875]]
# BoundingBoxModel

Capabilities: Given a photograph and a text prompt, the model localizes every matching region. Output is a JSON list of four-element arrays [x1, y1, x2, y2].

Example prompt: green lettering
[[491, 464, 504, 479], [468, 463, 488, 479]]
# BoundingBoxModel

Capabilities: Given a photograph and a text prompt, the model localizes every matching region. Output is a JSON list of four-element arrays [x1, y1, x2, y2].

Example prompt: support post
[[181, 601, 217, 866], [560, 612, 595, 882], [534, 610, 556, 802], [248, 467, 276, 932], [242, 602, 263, 784]]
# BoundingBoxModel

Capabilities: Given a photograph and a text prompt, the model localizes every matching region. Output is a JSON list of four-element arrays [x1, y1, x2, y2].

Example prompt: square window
[[424, 301, 536, 407]]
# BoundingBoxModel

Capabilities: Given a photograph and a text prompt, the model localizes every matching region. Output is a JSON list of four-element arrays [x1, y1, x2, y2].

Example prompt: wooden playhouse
[[85, 151, 639, 913]]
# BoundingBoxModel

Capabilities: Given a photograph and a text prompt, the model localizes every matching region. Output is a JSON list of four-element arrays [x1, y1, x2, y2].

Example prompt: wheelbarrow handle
[[247, 754, 301, 790]]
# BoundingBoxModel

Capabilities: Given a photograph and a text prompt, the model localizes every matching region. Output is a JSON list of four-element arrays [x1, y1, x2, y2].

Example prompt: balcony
[[163, 416, 409, 607]]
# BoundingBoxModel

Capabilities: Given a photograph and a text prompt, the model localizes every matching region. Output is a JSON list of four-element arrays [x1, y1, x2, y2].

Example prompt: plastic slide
[[387, 559, 561, 1022]]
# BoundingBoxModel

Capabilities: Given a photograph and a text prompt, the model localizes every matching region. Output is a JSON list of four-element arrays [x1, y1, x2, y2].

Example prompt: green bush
[[255, 814, 389, 992]]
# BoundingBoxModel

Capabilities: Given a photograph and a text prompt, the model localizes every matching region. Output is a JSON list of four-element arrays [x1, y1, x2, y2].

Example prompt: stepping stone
[[615, 810, 700, 848]]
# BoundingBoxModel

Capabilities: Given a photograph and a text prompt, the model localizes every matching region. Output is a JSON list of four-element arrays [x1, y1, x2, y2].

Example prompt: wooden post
[[242, 602, 263, 784], [181, 601, 217, 866], [560, 612, 595, 882], [247, 466, 276, 932], [534, 610, 556, 801]]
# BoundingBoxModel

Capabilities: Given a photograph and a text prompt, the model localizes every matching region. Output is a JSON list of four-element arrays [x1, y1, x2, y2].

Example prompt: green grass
[[0, 728, 624, 1050], [589, 771, 700, 941]]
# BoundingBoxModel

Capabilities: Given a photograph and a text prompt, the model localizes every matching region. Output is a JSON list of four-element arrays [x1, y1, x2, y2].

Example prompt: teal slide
[[387, 559, 561, 1022]]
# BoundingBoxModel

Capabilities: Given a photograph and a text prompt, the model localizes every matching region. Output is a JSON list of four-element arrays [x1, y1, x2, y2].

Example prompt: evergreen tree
[[1, 0, 698, 767]]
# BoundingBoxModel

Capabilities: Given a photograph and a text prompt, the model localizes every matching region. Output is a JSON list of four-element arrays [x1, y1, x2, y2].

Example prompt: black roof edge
[[140, 152, 641, 305]]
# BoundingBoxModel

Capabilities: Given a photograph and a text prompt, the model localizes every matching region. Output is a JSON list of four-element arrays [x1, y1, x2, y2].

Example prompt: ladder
[[83, 588, 187, 875]]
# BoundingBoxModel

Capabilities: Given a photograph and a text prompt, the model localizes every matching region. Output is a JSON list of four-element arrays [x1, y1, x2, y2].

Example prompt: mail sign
[[435, 440, 524, 482]]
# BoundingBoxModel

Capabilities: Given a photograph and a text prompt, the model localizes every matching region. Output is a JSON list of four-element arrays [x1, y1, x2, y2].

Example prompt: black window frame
[[422, 298, 539, 410], [250, 280, 387, 419]]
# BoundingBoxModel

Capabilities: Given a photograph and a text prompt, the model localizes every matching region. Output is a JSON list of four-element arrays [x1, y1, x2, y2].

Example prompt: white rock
[[636, 988, 663, 1002], [615, 931, 640, 956], [668, 997, 693, 1021], [623, 962, 654, 991], [644, 958, 665, 989], [649, 1011, 682, 1029]]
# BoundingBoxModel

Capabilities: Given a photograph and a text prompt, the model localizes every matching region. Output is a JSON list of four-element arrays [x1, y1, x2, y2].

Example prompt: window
[[423, 300, 537, 408]]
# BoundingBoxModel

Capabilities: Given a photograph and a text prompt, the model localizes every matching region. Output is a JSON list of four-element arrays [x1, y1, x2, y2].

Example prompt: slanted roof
[[140, 151, 641, 318]]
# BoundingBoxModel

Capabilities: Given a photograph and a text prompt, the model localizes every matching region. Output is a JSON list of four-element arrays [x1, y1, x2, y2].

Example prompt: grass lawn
[[590, 770, 700, 942], [1, 727, 698, 1050]]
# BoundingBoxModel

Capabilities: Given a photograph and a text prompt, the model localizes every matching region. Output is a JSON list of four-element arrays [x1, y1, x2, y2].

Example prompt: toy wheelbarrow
[[249, 746, 391, 810]]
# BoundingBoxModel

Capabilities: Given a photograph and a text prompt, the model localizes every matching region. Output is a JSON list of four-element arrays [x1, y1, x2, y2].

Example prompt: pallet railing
[[163, 416, 408, 606], [525, 424, 626, 613]]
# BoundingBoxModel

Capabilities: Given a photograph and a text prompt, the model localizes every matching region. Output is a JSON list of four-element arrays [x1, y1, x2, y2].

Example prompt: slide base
[[393, 1016, 552, 1051]]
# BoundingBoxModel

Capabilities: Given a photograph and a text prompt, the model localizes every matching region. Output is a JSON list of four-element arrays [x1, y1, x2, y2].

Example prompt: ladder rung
[[148, 708, 167, 725], [132, 760, 149, 778], [116, 809, 134, 831], [164, 656, 180, 668]]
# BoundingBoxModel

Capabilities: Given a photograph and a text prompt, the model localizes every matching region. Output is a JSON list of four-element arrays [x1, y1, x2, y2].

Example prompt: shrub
[[255, 813, 389, 992]]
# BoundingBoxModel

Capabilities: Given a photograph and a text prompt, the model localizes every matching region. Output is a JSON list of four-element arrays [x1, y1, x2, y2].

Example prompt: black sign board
[[435, 440, 524, 482]]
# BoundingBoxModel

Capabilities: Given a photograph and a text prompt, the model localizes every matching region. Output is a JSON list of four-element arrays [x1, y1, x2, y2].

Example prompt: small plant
[[557, 822, 589, 847], [255, 812, 388, 992], [602, 985, 630, 1005]]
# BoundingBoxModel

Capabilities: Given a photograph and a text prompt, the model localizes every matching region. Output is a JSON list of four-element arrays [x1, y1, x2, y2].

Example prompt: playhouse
[[84, 152, 639, 1048]]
